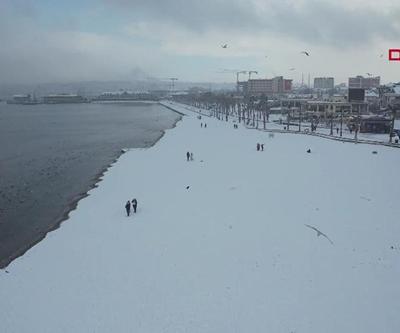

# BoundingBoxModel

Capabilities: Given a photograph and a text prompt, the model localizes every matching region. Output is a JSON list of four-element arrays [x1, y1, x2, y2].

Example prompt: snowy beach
[[1, 101, 400, 332], [0, 102, 180, 268]]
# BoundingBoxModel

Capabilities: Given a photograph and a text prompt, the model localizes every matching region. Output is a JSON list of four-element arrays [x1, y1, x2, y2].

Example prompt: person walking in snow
[[190, 152, 194, 161], [125, 201, 131, 216], [201, 123, 203, 128], [186, 151, 190, 161], [257, 143, 260, 151], [131, 198, 137, 213], [204, 123, 207, 128], [261, 144, 264, 151]]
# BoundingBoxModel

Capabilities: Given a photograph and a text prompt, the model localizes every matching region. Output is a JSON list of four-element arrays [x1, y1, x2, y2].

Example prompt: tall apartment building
[[348, 76, 380, 89], [314, 77, 334, 89], [246, 76, 292, 95]]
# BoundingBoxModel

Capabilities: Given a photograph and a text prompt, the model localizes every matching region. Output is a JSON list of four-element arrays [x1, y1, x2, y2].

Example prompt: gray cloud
[[107, 0, 400, 47], [267, 1, 400, 46], [0, 0, 399, 85], [108, 0, 262, 32]]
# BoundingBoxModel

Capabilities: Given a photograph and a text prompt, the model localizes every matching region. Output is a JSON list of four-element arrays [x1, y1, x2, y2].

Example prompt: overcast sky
[[0, 0, 399, 85]]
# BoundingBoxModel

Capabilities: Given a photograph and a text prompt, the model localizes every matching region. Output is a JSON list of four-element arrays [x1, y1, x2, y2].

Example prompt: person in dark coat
[[261, 144, 264, 151], [257, 143, 260, 151], [125, 201, 131, 216], [186, 151, 190, 161], [131, 199, 137, 213]]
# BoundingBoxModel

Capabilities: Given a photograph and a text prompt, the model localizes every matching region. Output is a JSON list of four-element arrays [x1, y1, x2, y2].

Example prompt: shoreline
[[1, 100, 399, 332], [0, 153, 122, 269], [0, 104, 182, 269]]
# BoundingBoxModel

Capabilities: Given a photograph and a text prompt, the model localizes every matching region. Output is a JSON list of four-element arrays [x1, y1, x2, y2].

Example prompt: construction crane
[[248, 71, 258, 80], [216, 69, 247, 92], [236, 71, 247, 83], [236, 71, 247, 93], [164, 78, 178, 93]]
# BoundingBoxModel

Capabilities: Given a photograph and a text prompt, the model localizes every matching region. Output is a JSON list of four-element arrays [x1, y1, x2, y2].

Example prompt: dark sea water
[[0, 101, 181, 267]]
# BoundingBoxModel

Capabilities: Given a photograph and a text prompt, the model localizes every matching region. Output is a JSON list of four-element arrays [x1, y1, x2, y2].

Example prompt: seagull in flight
[[221, 44, 228, 49], [301, 51, 310, 56], [305, 224, 334, 245]]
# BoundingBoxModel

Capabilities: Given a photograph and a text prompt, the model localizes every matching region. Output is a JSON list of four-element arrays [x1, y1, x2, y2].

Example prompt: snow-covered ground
[[1, 101, 400, 332]]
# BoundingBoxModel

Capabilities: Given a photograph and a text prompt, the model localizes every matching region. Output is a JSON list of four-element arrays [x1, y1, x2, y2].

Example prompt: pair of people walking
[[186, 151, 194, 161], [256, 143, 264, 151], [125, 198, 138, 217]]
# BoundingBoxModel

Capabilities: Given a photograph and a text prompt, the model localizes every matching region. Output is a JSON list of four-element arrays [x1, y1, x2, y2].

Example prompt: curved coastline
[[0, 104, 183, 269]]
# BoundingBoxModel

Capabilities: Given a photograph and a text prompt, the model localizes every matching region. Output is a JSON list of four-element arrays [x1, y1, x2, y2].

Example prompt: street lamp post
[[389, 106, 396, 144], [298, 104, 302, 132], [340, 107, 343, 137]]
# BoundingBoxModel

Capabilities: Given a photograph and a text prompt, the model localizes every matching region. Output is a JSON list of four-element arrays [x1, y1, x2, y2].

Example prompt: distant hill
[[0, 81, 235, 99]]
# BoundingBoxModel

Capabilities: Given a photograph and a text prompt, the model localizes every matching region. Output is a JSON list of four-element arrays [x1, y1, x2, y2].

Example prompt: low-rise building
[[43, 94, 88, 104], [349, 76, 380, 89], [348, 115, 391, 133], [7, 94, 34, 104], [379, 83, 400, 109], [95, 91, 156, 101]]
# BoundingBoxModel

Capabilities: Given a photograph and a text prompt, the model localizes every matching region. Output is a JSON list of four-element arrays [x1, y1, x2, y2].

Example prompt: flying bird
[[221, 44, 228, 49], [305, 224, 334, 245], [289, 67, 296, 71], [301, 51, 310, 56]]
